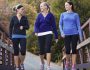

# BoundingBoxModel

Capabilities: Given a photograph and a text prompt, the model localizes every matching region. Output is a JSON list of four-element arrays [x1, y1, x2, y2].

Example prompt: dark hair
[[17, 5, 23, 9], [13, 4, 23, 11], [66, 1, 74, 11]]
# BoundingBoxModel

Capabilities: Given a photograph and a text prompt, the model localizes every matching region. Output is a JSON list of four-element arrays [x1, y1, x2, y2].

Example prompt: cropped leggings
[[12, 38, 26, 56], [64, 34, 79, 54], [38, 34, 52, 55]]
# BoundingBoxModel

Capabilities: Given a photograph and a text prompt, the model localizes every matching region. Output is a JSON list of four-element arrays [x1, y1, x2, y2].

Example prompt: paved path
[[24, 52, 63, 70]]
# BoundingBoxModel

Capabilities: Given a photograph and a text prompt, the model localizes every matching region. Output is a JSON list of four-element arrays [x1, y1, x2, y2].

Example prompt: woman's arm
[[59, 13, 65, 38], [51, 13, 58, 39], [34, 14, 40, 33], [23, 17, 29, 30], [76, 13, 83, 41], [9, 17, 14, 39]]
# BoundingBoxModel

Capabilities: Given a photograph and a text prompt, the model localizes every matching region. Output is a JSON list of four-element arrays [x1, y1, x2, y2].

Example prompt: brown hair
[[13, 4, 23, 11], [66, 1, 74, 11]]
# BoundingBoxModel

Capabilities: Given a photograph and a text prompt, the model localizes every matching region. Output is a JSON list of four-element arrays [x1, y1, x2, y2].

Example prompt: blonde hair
[[40, 2, 50, 12]]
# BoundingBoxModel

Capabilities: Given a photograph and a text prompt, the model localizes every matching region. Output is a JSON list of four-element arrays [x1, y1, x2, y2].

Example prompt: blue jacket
[[34, 12, 58, 39]]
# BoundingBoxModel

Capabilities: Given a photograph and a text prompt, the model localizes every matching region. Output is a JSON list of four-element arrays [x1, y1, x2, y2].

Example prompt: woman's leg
[[14, 56, 20, 67], [64, 35, 71, 69], [19, 55, 25, 70], [38, 36, 45, 70], [45, 34, 52, 68], [71, 35, 79, 67], [72, 54, 76, 66], [40, 55, 45, 64], [20, 38, 26, 64], [19, 55, 25, 65], [19, 38, 26, 69], [46, 53, 51, 66], [12, 38, 20, 68]]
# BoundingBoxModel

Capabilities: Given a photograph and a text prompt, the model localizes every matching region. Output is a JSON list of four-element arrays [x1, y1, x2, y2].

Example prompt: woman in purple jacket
[[34, 2, 58, 70]]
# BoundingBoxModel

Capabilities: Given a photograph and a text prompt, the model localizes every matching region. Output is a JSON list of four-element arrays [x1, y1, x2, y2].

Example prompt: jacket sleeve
[[23, 17, 29, 30], [9, 17, 14, 39], [59, 13, 64, 36], [76, 13, 83, 41], [34, 14, 40, 33], [51, 14, 58, 39]]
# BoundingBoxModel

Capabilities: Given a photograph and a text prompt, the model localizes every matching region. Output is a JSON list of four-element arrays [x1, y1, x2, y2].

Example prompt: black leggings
[[38, 34, 52, 55], [12, 38, 26, 56], [64, 34, 79, 54]]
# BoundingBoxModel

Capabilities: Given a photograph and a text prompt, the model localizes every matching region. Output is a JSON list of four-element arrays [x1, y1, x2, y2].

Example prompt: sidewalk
[[24, 52, 63, 70]]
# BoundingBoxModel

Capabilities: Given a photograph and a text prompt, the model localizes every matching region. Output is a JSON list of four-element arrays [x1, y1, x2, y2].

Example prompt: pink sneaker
[[65, 64, 69, 70], [40, 64, 44, 70], [72, 65, 76, 70], [65, 61, 69, 70]]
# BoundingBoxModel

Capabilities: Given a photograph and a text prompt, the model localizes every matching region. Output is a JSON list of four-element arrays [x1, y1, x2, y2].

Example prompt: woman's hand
[[20, 26, 23, 30], [61, 34, 65, 38], [35, 33, 38, 36], [80, 37, 83, 42], [55, 39, 58, 43]]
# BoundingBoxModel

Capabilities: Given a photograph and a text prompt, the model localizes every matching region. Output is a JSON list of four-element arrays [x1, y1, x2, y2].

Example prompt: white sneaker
[[46, 66, 51, 70], [40, 64, 44, 70], [16, 67, 19, 70], [20, 64, 25, 70]]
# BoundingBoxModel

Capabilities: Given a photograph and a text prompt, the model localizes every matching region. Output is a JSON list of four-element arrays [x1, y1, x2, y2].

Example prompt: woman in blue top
[[9, 4, 29, 70], [59, 1, 83, 70], [34, 2, 58, 70]]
